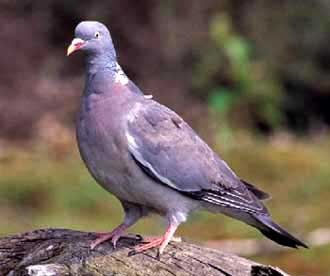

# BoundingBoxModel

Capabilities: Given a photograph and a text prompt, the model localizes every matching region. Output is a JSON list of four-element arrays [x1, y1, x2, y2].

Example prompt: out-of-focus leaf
[[208, 88, 236, 114], [224, 37, 250, 68]]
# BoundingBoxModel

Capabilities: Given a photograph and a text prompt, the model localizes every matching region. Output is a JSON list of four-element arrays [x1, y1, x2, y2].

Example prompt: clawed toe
[[91, 234, 115, 249], [91, 233, 143, 250]]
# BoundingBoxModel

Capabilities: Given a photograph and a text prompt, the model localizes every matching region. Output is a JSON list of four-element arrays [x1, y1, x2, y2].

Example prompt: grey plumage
[[67, 21, 307, 254], [126, 101, 267, 214]]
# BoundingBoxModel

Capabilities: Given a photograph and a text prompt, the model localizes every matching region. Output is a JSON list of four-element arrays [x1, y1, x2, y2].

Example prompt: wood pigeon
[[67, 21, 307, 256]]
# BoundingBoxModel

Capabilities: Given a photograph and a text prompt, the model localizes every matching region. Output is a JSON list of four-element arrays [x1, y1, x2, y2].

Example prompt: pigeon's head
[[67, 21, 116, 60]]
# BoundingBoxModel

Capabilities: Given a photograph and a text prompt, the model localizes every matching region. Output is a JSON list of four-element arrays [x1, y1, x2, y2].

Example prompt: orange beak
[[67, 38, 85, 56]]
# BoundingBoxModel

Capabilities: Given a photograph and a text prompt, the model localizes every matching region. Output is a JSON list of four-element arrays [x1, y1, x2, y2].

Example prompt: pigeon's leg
[[91, 202, 147, 249], [130, 219, 179, 256]]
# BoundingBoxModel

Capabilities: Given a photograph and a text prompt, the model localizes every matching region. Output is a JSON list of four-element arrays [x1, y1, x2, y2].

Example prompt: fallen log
[[0, 228, 291, 276]]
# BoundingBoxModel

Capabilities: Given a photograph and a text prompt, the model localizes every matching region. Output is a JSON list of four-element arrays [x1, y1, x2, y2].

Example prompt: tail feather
[[255, 215, 308, 248]]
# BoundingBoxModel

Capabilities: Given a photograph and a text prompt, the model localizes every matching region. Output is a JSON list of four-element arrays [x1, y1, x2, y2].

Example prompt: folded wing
[[126, 100, 268, 214]]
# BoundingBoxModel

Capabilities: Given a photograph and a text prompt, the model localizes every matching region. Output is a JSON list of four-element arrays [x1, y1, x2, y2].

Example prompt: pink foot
[[91, 224, 127, 249], [129, 236, 164, 256], [129, 223, 179, 257], [142, 235, 182, 243], [91, 232, 118, 249]]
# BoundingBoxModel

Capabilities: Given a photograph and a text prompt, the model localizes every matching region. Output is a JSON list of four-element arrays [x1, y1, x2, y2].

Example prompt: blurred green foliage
[[194, 14, 283, 132], [2, 1, 330, 140]]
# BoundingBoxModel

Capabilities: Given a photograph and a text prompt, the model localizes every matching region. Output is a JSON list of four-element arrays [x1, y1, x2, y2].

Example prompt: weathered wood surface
[[0, 228, 291, 276]]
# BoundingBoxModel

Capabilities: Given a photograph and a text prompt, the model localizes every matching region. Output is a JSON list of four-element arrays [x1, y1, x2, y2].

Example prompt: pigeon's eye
[[94, 31, 100, 39]]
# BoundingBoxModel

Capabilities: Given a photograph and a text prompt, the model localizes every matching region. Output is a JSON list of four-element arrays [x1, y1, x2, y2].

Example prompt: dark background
[[0, 1, 329, 275]]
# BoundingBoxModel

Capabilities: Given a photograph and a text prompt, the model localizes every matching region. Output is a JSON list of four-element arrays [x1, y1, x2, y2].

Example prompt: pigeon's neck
[[85, 53, 130, 85], [85, 54, 117, 76], [83, 55, 131, 97]]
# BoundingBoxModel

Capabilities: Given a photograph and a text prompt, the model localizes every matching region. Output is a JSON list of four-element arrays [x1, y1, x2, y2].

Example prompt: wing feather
[[126, 100, 268, 214]]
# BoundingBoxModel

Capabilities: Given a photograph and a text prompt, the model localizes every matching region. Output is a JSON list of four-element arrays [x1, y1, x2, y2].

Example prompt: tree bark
[[0, 228, 290, 276]]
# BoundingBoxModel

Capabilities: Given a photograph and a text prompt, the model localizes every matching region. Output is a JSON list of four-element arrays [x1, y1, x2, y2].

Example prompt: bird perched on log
[[67, 21, 307, 256]]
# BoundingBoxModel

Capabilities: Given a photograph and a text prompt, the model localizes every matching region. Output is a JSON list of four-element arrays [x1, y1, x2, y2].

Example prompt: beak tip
[[66, 45, 75, 57], [66, 38, 85, 57]]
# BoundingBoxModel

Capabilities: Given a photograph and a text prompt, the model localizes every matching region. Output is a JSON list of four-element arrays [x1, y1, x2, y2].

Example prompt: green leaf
[[208, 88, 236, 114]]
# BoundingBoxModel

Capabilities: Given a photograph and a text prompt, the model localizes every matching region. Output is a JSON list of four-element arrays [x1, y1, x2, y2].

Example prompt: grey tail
[[255, 215, 308, 248]]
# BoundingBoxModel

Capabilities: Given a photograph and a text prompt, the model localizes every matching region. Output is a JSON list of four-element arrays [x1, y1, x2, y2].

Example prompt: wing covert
[[126, 100, 238, 192], [126, 100, 267, 214]]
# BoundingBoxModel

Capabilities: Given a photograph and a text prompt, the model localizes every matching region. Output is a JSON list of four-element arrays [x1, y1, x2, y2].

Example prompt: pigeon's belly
[[77, 109, 132, 199], [79, 134, 198, 215], [77, 109, 199, 216]]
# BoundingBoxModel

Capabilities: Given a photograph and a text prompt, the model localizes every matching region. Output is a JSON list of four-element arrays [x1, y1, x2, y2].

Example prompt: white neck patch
[[114, 62, 129, 85]]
